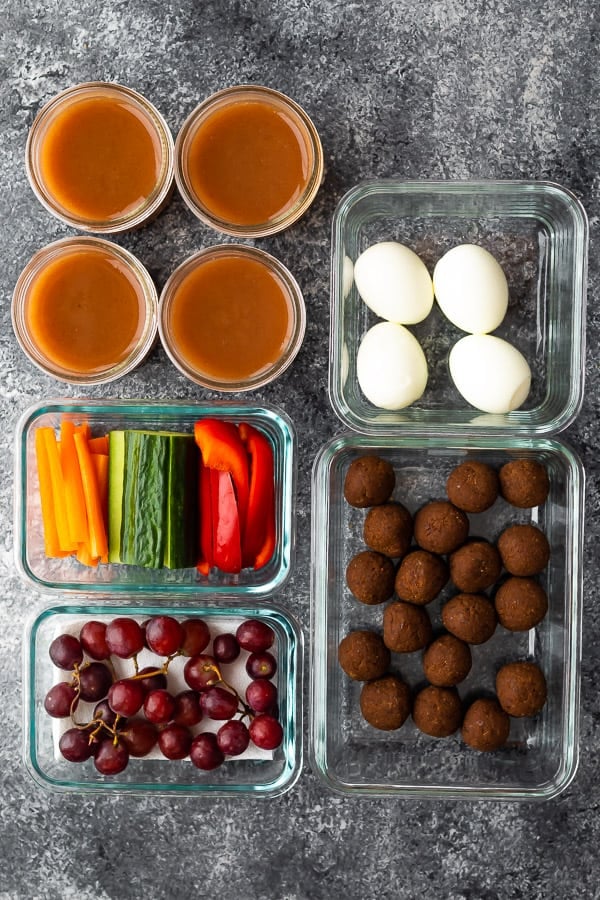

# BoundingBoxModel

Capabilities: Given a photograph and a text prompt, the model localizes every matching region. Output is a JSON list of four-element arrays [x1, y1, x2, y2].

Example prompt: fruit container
[[310, 433, 583, 800], [24, 600, 302, 796], [14, 399, 295, 596], [330, 179, 588, 436]]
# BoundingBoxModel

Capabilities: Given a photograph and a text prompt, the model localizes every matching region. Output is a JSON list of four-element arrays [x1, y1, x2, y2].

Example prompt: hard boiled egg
[[357, 321, 428, 410], [354, 241, 434, 324], [433, 244, 508, 333], [449, 334, 531, 414]]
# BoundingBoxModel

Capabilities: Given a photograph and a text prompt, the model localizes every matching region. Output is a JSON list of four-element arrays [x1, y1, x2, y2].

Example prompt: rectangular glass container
[[25, 600, 302, 796], [329, 179, 587, 436], [15, 399, 295, 596], [310, 433, 583, 800]]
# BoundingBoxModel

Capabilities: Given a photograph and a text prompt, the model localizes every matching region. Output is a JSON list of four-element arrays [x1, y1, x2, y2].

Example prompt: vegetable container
[[310, 433, 583, 800], [14, 399, 295, 596], [329, 179, 588, 436], [24, 600, 302, 796]]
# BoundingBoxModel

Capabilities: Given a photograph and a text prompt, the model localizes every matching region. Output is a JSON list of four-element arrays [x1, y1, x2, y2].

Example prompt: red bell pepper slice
[[238, 422, 276, 570], [194, 419, 249, 536], [196, 459, 213, 576], [210, 469, 242, 574]]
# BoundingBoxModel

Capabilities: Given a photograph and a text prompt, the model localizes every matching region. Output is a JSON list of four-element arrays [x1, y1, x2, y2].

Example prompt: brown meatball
[[346, 550, 396, 606], [359, 675, 412, 730], [446, 460, 500, 513], [496, 661, 547, 717], [383, 601, 432, 653], [363, 502, 413, 558], [495, 577, 548, 631], [412, 685, 463, 737], [449, 539, 502, 593], [423, 634, 472, 687], [461, 698, 510, 751], [442, 593, 497, 644], [497, 524, 550, 576], [394, 549, 449, 605], [414, 500, 469, 554], [338, 630, 390, 681], [499, 459, 549, 509], [343, 455, 395, 508]]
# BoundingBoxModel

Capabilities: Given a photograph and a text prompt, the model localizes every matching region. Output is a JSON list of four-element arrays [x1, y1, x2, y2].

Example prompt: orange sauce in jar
[[38, 95, 161, 222], [176, 86, 323, 236], [187, 100, 310, 226], [167, 253, 293, 382], [24, 244, 147, 375], [27, 84, 173, 231]]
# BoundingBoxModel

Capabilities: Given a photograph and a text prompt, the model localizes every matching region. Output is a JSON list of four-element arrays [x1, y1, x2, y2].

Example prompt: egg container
[[329, 179, 588, 437], [25, 601, 302, 796], [310, 434, 583, 800]]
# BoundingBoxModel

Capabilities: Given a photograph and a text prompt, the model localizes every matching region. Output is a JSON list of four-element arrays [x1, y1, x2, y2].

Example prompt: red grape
[[93, 699, 121, 729], [108, 679, 145, 717], [94, 738, 129, 775], [78, 662, 113, 702], [246, 651, 277, 680], [143, 689, 176, 724], [49, 634, 83, 671], [236, 619, 274, 653], [217, 720, 250, 756], [180, 619, 211, 657], [44, 682, 78, 718], [246, 679, 278, 713], [119, 719, 159, 757], [59, 727, 94, 762], [145, 615, 184, 657], [213, 633, 240, 663], [79, 620, 110, 660], [137, 666, 168, 695], [184, 654, 221, 691], [249, 714, 283, 750], [158, 723, 192, 760], [172, 690, 203, 727], [190, 732, 224, 770], [105, 617, 144, 659], [200, 686, 239, 720]]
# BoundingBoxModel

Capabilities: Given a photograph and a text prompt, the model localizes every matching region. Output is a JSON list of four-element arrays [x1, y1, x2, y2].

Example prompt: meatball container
[[330, 179, 587, 436], [310, 433, 583, 800], [14, 399, 295, 596], [25, 600, 302, 795]]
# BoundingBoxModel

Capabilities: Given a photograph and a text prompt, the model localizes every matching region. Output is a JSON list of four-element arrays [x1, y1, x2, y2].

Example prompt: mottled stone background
[[1, 2, 599, 898]]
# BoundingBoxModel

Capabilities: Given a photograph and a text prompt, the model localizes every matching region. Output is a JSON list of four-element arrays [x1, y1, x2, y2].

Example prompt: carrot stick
[[60, 420, 90, 546], [88, 436, 109, 455], [76, 542, 99, 568], [42, 428, 77, 553], [35, 428, 67, 558], [92, 453, 109, 533], [74, 431, 108, 560], [75, 422, 92, 441]]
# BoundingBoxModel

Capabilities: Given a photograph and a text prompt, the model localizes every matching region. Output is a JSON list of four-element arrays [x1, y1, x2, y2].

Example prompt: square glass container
[[330, 179, 588, 436], [15, 399, 295, 596], [310, 433, 583, 800], [24, 600, 302, 796]]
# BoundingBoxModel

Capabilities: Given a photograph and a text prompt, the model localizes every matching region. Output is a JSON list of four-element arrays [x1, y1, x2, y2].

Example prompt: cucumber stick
[[108, 431, 125, 564], [108, 430, 198, 569]]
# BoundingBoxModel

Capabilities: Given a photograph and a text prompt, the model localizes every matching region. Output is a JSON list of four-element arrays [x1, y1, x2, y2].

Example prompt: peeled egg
[[433, 244, 508, 333], [354, 241, 434, 324], [357, 321, 428, 410], [449, 334, 531, 414]]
